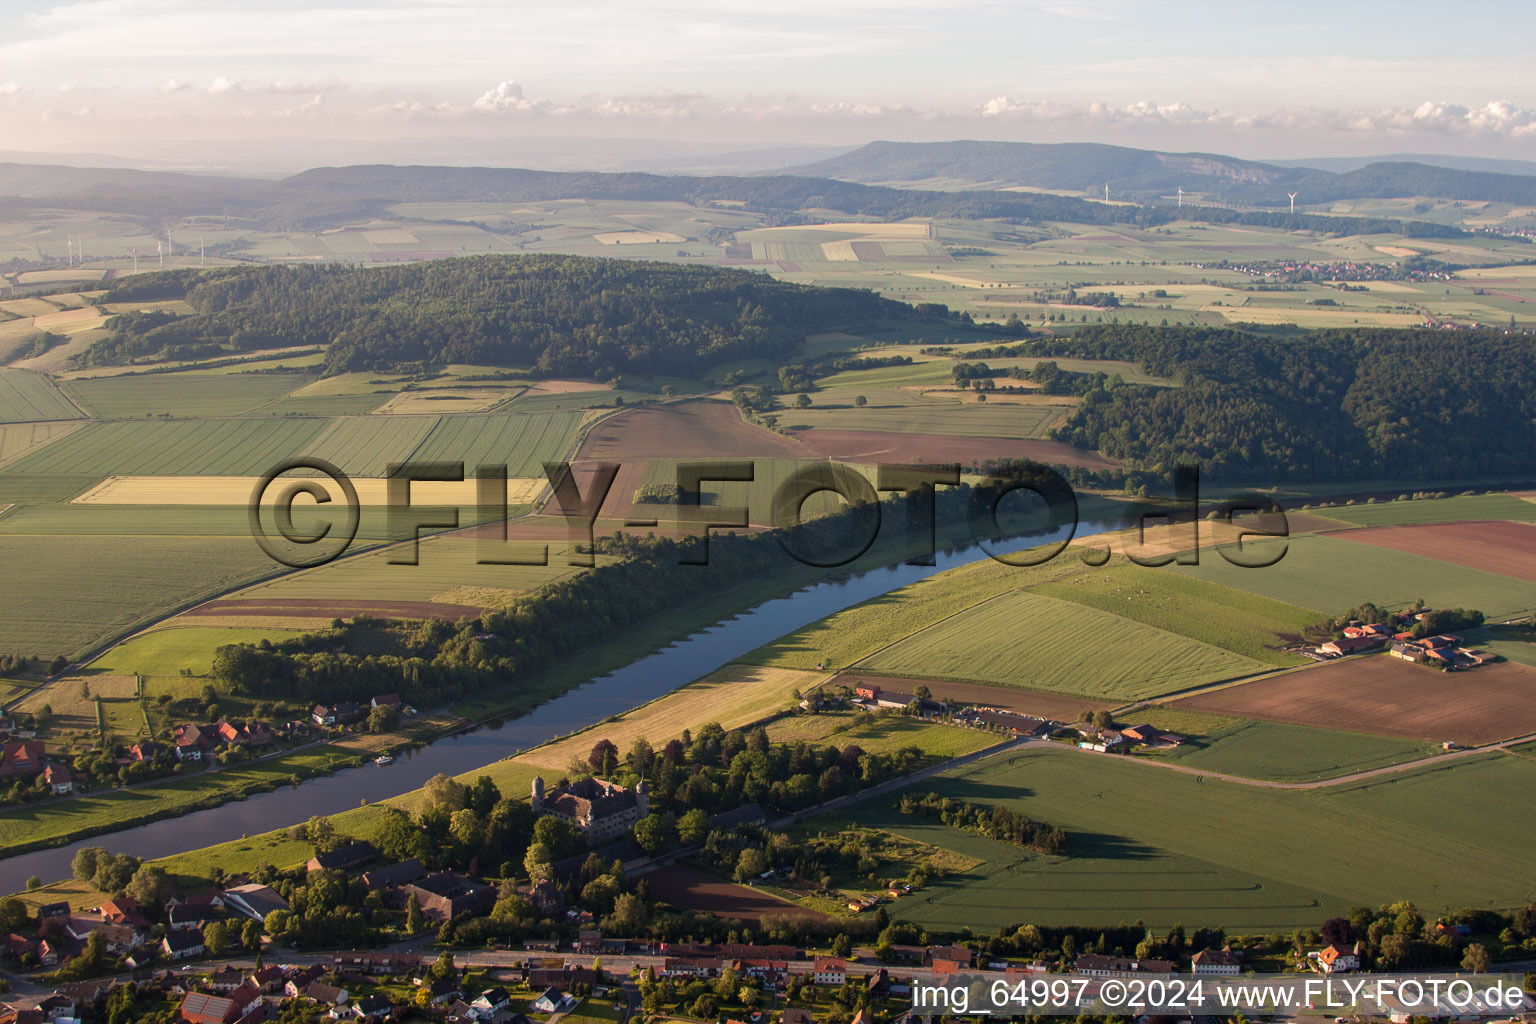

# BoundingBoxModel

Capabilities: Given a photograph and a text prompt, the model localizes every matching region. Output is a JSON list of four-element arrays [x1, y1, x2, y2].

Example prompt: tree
[[305, 815, 338, 852], [913, 684, 931, 699], [589, 738, 620, 775], [794, 393, 812, 409], [831, 933, 853, 957], [633, 812, 676, 854], [1461, 943, 1491, 973], [203, 919, 230, 956], [677, 807, 711, 846], [854, 395, 867, 408], [430, 950, 457, 982], [126, 864, 174, 908], [423, 773, 468, 812], [1092, 710, 1115, 729], [25, 876, 41, 891], [406, 892, 426, 934], [242, 919, 262, 951], [367, 704, 399, 733], [0, 898, 28, 933], [72, 846, 106, 882], [48, 655, 67, 676], [734, 848, 768, 883], [611, 892, 648, 932], [976, 392, 987, 403]]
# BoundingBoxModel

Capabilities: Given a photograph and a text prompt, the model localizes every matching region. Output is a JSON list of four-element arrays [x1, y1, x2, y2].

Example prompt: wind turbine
[[1288, 192, 1298, 214], [1104, 183, 1110, 202], [200, 235, 205, 266], [66, 236, 72, 266], [1177, 188, 1184, 208], [157, 240, 163, 270], [132, 249, 138, 272]]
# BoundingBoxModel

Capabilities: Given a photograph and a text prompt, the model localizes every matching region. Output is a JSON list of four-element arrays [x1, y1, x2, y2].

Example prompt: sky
[[2, 0, 1536, 170]]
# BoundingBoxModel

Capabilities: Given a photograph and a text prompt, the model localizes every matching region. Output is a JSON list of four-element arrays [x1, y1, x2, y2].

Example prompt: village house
[[471, 988, 512, 1015], [0, 740, 45, 780], [529, 989, 571, 1015], [350, 994, 393, 1022], [1311, 943, 1362, 974], [812, 957, 847, 985], [1191, 948, 1243, 975], [1072, 954, 1175, 977], [925, 945, 974, 967], [531, 775, 649, 839], [173, 725, 211, 762], [161, 932, 204, 961], [330, 952, 422, 976], [851, 683, 947, 714], [43, 764, 73, 795], [128, 741, 163, 762]]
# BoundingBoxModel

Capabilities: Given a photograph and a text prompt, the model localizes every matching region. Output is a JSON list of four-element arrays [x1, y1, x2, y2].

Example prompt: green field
[[61, 372, 313, 418], [1176, 534, 1536, 619], [1122, 708, 1440, 781], [301, 414, 439, 477], [0, 744, 365, 855], [0, 368, 83, 423], [851, 746, 1536, 931], [1034, 565, 1320, 666], [764, 710, 1000, 759], [860, 590, 1270, 701], [0, 534, 277, 658], [780, 390, 1066, 439], [4, 417, 331, 476], [88, 625, 305, 677], [412, 411, 588, 476], [1314, 493, 1536, 526]]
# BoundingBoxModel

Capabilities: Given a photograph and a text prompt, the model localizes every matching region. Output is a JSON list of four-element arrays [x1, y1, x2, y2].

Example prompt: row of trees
[[896, 792, 1069, 855]]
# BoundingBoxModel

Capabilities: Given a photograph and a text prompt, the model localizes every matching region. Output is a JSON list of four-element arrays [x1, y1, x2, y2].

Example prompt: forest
[[1035, 325, 1536, 485], [85, 256, 915, 374]]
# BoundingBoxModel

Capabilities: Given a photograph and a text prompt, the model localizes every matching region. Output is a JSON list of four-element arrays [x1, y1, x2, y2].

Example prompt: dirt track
[[645, 863, 831, 924]]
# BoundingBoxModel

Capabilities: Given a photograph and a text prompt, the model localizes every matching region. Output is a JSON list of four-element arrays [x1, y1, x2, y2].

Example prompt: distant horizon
[[3, 1, 1535, 165]]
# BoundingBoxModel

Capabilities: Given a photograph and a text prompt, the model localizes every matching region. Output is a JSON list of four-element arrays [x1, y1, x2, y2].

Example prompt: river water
[[0, 520, 1116, 892]]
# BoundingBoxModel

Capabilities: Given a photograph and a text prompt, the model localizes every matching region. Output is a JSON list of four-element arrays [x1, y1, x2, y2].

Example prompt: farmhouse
[[531, 775, 649, 839], [812, 957, 847, 985], [43, 763, 73, 795], [1119, 724, 1185, 746], [401, 872, 495, 923], [1318, 635, 1388, 657], [172, 725, 211, 762], [1191, 948, 1243, 975], [306, 840, 377, 873], [162, 932, 205, 961], [1072, 954, 1175, 977], [360, 858, 424, 891], [851, 683, 947, 714], [0, 740, 45, 779]]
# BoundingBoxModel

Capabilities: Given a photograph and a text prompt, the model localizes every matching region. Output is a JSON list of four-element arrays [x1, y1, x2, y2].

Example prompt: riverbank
[[0, 490, 1136, 867]]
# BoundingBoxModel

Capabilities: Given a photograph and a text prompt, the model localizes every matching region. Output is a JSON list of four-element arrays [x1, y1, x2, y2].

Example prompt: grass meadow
[[850, 745, 1536, 931], [1313, 493, 1536, 526], [60, 372, 315, 418], [1175, 534, 1536, 619], [860, 590, 1270, 701]]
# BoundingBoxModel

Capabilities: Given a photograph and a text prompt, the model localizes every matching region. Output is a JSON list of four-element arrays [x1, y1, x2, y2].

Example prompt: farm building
[[1191, 948, 1243, 974], [1318, 635, 1388, 657], [401, 872, 495, 923], [1119, 724, 1186, 746], [306, 840, 377, 873], [1072, 954, 1175, 977], [852, 684, 947, 714], [214, 883, 289, 922]]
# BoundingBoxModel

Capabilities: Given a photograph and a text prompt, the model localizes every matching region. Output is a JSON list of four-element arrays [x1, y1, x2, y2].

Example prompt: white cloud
[[472, 81, 547, 114], [276, 93, 324, 117], [0, 82, 22, 98], [158, 77, 191, 93]]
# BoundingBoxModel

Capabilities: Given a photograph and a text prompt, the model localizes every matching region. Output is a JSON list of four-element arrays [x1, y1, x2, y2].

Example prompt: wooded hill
[[793, 140, 1536, 207], [87, 255, 916, 375], [1034, 325, 1536, 485], [0, 161, 1468, 238]]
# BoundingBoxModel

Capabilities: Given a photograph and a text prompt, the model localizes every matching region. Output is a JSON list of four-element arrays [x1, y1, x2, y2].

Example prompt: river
[[0, 519, 1117, 892]]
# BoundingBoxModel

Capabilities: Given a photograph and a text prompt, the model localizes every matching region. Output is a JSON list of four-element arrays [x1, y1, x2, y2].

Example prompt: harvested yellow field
[[17, 269, 106, 285], [1207, 306, 1426, 328], [821, 241, 859, 261], [32, 307, 104, 334], [525, 379, 611, 395], [594, 231, 685, 244], [0, 298, 66, 317], [1068, 517, 1254, 563], [909, 272, 1003, 289], [1354, 281, 1422, 293], [171, 614, 339, 630], [512, 664, 827, 771], [430, 585, 525, 607], [749, 221, 930, 238], [0, 421, 84, 467], [362, 229, 420, 244], [1459, 265, 1536, 279], [73, 474, 547, 506], [375, 388, 521, 414], [16, 673, 137, 717], [1372, 245, 1421, 258]]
